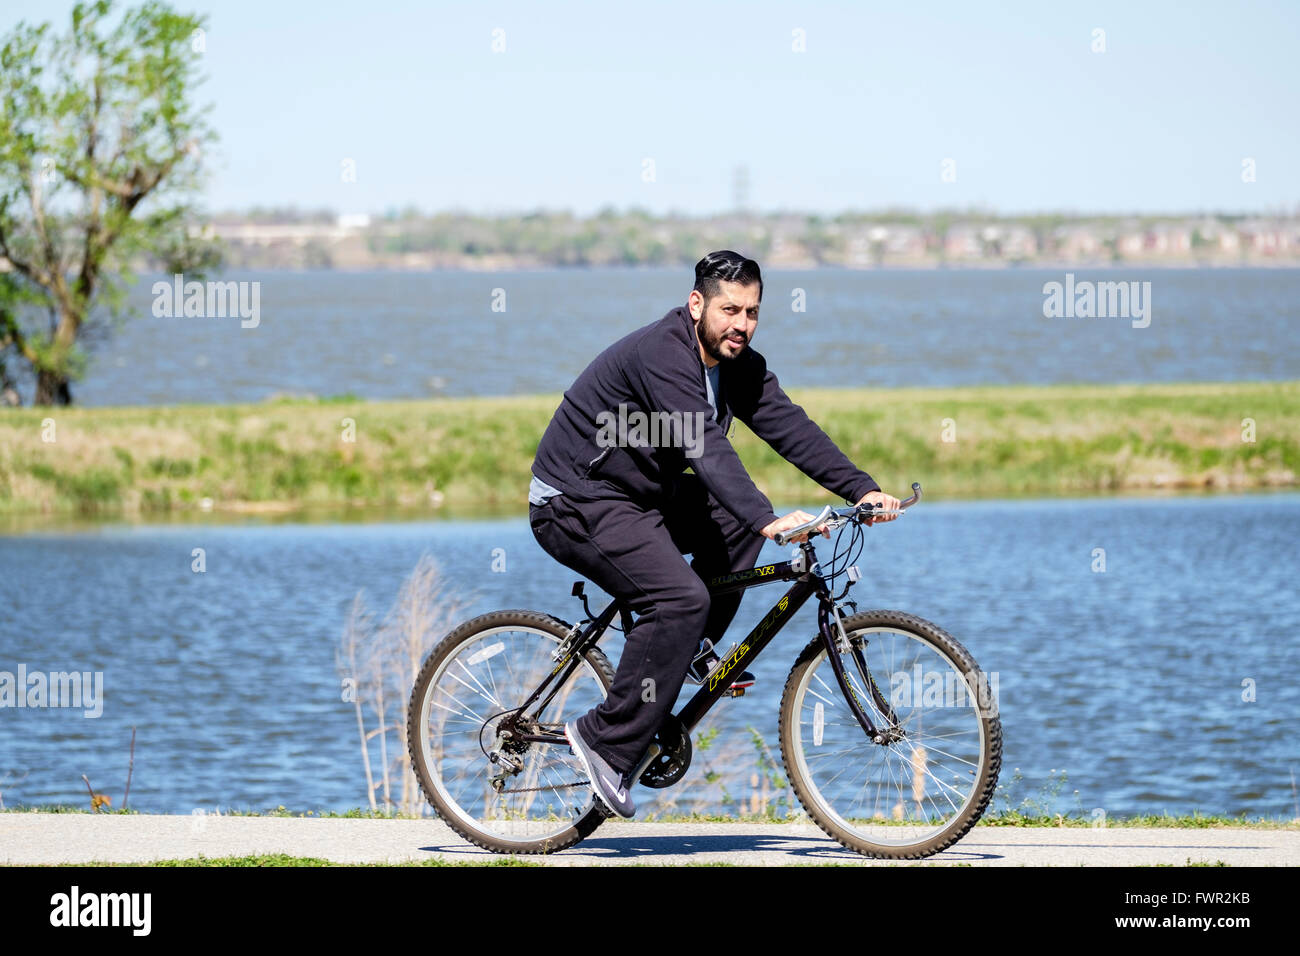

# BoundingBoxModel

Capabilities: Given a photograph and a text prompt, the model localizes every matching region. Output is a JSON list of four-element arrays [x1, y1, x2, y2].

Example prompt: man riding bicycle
[[528, 250, 899, 818]]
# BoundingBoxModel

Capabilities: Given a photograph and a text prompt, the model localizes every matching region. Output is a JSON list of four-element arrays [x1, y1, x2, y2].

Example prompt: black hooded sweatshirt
[[531, 303, 881, 535]]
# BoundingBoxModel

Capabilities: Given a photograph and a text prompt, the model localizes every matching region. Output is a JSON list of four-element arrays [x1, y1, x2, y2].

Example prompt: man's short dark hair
[[693, 250, 763, 305]]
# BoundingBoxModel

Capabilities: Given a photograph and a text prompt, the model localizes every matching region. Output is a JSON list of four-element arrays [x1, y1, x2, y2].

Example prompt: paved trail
[[2, 815, 1295, 865]]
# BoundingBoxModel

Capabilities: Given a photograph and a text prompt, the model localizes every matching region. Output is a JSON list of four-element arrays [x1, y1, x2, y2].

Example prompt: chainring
[[637, 714, 692, 789]]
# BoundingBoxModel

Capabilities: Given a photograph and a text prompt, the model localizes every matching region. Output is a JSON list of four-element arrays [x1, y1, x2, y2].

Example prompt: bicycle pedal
[[722, 686, 746, 698]]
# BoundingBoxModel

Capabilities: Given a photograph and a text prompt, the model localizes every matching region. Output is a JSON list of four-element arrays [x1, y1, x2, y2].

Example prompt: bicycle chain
[[493, 781, 589, 795]]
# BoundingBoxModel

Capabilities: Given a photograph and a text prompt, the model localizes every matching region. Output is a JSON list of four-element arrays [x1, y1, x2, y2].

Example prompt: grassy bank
[[0, 381, 1296, 517]]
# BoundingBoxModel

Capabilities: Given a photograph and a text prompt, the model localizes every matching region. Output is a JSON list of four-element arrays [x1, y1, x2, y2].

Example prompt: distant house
[[1146, 223, 1192, 254], [1118, 225, 1145, 256], [1001, 226, 1037, 258], [885, 225, 926, 258], [212, 221, 353, 247], [1238, 219, 1292, 255], [1054, 225, 1102, 259], [768, 235, 814, 266], [841, 225, 927, 263], [944, 225, 983, 259]]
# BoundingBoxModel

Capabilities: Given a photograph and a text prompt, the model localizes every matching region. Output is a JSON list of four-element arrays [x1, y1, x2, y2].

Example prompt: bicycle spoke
[[428, 695, 486, 724], [454, 656, 504, 710]]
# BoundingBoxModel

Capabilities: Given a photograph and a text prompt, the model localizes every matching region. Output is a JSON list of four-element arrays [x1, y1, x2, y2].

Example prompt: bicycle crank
[[637, 714, 692, 789]]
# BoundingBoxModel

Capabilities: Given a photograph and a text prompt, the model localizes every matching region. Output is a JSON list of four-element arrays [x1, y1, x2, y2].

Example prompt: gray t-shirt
[[530, 362, 721, 505]]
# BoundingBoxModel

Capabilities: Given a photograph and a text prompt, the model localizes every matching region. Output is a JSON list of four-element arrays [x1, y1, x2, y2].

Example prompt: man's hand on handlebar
[[762, 487, 911, 544], [761, 510, 831, 544], [856, 490, 901, 523]]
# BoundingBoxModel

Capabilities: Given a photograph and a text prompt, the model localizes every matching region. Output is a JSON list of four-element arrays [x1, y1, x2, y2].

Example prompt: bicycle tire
[[406, 608, 615, 855], [778, 609, 1001, 859]]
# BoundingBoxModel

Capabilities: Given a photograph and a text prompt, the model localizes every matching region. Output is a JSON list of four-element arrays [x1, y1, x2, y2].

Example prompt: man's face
[[689, 280, 760, 364]]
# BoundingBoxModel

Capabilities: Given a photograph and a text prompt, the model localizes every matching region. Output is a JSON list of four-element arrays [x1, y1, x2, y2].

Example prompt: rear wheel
[[778, 609, 1001, 858], [406, 609, 615, 854]]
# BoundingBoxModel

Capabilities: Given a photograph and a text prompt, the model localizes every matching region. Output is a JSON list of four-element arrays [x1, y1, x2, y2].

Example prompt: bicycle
[[406, 482, 1002, 858]]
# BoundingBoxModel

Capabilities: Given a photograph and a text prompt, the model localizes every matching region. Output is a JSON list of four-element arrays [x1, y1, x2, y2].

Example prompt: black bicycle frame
[[677, 558, 897, 740], [510, 546, 899, 755]]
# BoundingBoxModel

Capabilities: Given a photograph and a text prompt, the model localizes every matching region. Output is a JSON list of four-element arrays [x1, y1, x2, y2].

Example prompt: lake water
[[61, 267, 1300, 406], [2, 492, 1297, 820]]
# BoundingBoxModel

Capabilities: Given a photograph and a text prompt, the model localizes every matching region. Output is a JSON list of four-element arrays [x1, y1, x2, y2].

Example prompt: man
[[529, 250, 899, 818]]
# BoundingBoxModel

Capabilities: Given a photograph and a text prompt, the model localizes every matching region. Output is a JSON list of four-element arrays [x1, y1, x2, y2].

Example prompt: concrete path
[[2, 815, 1296, 865]]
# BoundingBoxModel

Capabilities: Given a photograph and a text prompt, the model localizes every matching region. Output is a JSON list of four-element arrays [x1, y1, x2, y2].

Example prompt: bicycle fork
[[817, 599, 905, 745]]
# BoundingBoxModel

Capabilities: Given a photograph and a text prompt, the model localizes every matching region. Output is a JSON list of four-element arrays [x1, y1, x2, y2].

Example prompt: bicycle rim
[[413, 623, 608, 846], [784, 622, 996, 853]]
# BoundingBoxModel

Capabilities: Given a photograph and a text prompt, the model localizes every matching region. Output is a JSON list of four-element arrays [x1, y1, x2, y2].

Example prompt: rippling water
[[62, 267, 1300, 406], [2, 493, 1296, 819]]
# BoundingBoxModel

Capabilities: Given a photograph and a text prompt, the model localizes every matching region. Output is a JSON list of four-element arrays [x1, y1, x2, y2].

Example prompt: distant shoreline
[[37, 261, 1300, 278], [178, 258, 1300, 274], [197, 209, 1300, 271], [31, 261, 1300, 278]]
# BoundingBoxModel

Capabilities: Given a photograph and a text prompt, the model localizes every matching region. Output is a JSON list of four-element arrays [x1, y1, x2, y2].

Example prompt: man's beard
[[697, 319, 747, 363]]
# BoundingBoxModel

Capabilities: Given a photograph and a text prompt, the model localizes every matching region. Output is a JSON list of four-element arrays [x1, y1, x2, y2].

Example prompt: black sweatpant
[[528, 473, 766, 782]]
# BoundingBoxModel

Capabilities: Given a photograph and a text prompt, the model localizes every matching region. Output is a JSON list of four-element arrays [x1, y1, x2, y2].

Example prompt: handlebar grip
[[773, 483, 922, 546], [772, 504, 833, 547], [900, 482, 922, 509]]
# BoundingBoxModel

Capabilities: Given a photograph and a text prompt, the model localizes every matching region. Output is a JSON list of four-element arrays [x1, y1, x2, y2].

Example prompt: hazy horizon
[[4, 0, 1297, 218]]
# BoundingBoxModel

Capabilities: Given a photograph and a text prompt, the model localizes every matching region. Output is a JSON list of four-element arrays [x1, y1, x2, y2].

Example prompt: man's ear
[[688, 289, 703, 321]]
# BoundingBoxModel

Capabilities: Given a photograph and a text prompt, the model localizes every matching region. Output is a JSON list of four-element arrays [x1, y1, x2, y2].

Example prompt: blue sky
[[3, 0, 1298, 216]]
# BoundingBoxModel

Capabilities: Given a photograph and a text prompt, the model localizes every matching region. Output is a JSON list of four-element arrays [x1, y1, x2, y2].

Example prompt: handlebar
[[772, 482, 922, 547]]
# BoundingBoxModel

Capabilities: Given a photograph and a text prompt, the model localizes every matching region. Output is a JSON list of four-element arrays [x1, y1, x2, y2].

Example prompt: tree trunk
[[0, 362, 20, 406], [34, 368, 72, 406]]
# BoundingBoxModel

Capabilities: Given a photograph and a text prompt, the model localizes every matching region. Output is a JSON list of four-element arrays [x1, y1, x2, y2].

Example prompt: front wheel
[[406, 609, 615, 854], [779, 609, 1001, 859]]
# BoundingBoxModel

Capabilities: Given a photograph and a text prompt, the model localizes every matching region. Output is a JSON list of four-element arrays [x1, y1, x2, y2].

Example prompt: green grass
[[1, 381, 1296, 517]]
